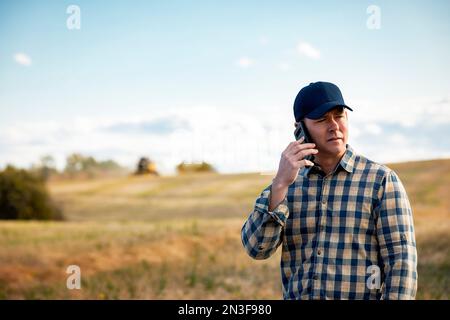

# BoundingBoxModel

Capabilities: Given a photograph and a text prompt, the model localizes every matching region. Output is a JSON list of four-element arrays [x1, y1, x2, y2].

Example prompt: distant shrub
[[176, 162, 216, 174], [0, 166, 63, 220]]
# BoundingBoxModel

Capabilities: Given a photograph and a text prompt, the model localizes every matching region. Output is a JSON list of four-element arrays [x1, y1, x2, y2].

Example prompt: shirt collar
[[300, 144, 356, 178]]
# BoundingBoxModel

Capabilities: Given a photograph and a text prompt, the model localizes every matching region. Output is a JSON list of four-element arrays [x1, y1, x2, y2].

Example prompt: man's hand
[[269, 137, 318, 211], [274, 137, 317, 187]]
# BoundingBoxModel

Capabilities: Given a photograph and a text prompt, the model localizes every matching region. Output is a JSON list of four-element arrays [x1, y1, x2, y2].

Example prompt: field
[[0, 159, 449, 299]]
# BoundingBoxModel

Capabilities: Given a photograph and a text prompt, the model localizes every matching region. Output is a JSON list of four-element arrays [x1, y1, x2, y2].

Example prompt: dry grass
[[0, 160, 448, 299], [0, 219, 280, 299]]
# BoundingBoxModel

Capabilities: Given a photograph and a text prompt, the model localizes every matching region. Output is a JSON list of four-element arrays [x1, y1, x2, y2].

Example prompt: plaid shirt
[[241, 145, 417, 300]]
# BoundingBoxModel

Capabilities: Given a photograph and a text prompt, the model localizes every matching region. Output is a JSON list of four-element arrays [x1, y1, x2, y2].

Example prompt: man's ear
[[302, 118, 311, 128]]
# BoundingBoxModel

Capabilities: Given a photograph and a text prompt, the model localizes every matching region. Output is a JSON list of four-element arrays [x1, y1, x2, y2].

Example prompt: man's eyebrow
[[315, 110, 344, 121], [331, 110, 344, 116]]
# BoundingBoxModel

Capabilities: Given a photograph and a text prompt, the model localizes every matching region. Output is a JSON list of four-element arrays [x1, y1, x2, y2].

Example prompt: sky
[[1, 0, 450, 174]]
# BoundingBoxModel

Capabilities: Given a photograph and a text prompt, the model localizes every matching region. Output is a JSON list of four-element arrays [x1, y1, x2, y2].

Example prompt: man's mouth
[[327, 137, 342, 142]]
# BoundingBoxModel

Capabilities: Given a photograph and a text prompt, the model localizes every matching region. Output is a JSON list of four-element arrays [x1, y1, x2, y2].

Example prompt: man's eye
[[317, 119, 325, 122]]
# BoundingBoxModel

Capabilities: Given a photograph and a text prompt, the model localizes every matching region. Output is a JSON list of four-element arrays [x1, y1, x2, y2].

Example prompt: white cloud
[[13, 53, 32, 66], [390, 133, 408, 144], [365, 123, 382, 135], [296, 42, 321, 60], [236, 57, 254, 68], [347, 95, 450, 126], [1, 99, 449, 174], [350, 126, 361, 139], [0, 107, 291, 174]]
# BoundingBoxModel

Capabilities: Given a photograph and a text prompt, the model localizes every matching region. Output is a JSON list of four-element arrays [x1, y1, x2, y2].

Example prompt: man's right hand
[[269, 137, 318, 212], [274, 137, 318, 187]]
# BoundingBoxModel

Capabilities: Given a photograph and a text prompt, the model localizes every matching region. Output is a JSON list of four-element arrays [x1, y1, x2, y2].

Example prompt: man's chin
[[323, 140, 346, 155]]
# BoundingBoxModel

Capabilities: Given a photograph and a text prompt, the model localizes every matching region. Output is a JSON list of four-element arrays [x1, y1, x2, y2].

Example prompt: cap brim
[[304, 101, 353, 120]]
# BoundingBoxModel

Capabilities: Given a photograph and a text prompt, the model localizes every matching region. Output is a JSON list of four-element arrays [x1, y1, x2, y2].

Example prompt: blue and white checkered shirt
[[241, 145, 417, 299]]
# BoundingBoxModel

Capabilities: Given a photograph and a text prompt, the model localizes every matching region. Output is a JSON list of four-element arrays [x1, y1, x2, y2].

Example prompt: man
[[241, 81, 417, 299]]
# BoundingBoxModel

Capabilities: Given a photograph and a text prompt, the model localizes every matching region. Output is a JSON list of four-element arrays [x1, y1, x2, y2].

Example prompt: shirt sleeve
[[375, 170, 418, 299], [241, 184, 289, 260]]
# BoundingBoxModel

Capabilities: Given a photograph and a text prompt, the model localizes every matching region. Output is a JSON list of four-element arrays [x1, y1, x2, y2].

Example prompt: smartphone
[[294, 121, 314, 161]]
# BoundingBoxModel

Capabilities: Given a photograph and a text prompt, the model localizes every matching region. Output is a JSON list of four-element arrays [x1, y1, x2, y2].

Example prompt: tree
[[30, 155, 58, 181], [0, 166, 63, 220], [64, 153, 85, 176], [64, 153, 125, 178]]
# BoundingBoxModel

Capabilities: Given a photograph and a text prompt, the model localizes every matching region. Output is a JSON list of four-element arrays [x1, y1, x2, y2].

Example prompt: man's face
[[302, 107, 348, 157]]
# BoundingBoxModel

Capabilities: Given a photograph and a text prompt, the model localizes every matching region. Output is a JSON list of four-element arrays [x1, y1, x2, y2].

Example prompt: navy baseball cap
[[293, 81, 353, 121]]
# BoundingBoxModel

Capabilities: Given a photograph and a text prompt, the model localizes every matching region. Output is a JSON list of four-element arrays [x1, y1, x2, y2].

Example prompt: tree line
[[0, 153, 216, 220]]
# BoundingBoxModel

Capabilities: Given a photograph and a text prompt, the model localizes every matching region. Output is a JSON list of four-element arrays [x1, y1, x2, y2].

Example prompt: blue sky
[[1, 0, 449, 173]]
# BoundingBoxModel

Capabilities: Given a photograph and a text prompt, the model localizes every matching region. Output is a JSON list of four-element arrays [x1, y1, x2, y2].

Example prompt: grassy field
[[0, 160, 449, 299]]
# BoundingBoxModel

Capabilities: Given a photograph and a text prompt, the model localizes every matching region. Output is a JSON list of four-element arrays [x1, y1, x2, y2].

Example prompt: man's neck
[[313, 150, 345, 176]]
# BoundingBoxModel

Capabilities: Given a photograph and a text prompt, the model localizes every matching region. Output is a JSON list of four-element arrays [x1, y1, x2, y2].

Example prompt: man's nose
[[328, 118, 339, 130]]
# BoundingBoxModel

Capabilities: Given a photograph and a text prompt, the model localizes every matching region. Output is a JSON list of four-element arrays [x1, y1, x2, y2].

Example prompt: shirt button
[[313, 275, 319, 280], [317, 249, 322, 256], [321, 199, 326, 205]]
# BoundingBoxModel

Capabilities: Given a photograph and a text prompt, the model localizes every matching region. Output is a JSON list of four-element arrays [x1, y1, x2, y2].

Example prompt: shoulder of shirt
[[294, 147, 396, 185], [352, 151, 394, 179]]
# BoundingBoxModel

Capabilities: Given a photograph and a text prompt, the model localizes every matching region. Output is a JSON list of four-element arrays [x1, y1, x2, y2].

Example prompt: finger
[[292, 159, 313, 169], [286, 142, 316, 156], [298, 159, 314, 168], [289, 138, 307, 148], [290, 143, 316, 155], [284, 140, 299, 152], [292, 146, 318, 156], [291, 140, 316, 150], [291, 148, 319, 160], [295, 141, 316, 149]]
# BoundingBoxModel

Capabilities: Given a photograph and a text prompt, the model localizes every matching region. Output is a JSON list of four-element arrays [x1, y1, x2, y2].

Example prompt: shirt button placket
[[321, 176, 328, 208], [314, 175, 329, 297]]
